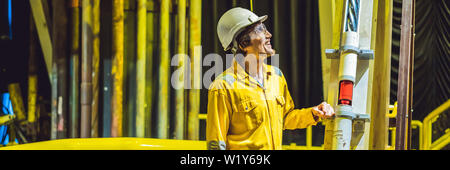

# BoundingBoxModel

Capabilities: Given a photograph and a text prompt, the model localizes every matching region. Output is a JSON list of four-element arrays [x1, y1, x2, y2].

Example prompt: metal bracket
[[325, 48, 374, 60], [335, 105, 371, 149]]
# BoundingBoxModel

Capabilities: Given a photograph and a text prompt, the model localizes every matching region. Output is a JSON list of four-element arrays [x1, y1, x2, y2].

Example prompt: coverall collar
[[231, 57, 273, 89]]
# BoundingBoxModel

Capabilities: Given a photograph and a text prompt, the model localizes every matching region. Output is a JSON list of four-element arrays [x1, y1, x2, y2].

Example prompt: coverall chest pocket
[[276, 96, 285, 109], [234, 100, 263, 131], [275, 96, 286, 124]]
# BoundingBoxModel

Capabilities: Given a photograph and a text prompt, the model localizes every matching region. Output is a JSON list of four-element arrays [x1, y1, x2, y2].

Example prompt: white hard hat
[[217, 7, 268, 52]]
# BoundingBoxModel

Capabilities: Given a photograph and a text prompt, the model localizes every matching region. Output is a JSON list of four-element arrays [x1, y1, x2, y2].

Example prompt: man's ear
[[239, 44, 247, 53]]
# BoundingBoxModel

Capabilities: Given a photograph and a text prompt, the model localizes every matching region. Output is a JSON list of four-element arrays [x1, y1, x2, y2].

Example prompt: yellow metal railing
[[387, 102, 424, 150], [422, 99, 450, 150], [388, 100, 450, 150], [198, 113, 323, 150]]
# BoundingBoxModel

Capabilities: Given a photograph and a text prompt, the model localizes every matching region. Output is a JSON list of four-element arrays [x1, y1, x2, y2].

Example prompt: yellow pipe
[[8, 84, 26, 123], [175, 0, 186, 140], [423, 99, 450, 150], [188, 0, 202, 140], [198, 114, 207, 120], [306, 126, 312, 149], [250, 0, 253, 11], [390, 127, 396, 150], [157, 0, 170, 139], [28, 55, 38, 123], [111, 0, 124, 137], [136, 0, 147, 138], [411, 120, 423, 149]]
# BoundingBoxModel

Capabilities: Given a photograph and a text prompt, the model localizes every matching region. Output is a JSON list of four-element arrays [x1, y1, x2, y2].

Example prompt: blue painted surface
[[1, 93, 18, 146], [8, 0, 12, 39]]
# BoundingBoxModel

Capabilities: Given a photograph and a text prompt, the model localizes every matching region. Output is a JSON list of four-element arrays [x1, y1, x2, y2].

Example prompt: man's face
[[244, 23, 275, 57]]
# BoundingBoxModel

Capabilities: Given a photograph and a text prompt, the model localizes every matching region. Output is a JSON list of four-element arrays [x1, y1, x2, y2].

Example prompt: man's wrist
[[311, 108, 320, 122]]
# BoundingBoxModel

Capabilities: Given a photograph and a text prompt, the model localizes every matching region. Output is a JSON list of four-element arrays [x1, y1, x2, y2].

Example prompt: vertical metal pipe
[[51, 62, 58, 139], [101, 0, 113, 138], [406, 0, 415, 150], [123, 0, 137, 137], [157, 0, 170, 139], [174, 0, 186, 140], [306, 126, 312, 149], [91, 0, 100, 138], [28, 14, 38, 141], [81, 0, 93, 138], [395, 0, 414, 150], [136, 0, 147, 138], [145, 0, 155, 138], [188, 0, 201, 140], [53, 0, 69, 139], [111, 0, 124, 137], [69, 0, 80, 138]]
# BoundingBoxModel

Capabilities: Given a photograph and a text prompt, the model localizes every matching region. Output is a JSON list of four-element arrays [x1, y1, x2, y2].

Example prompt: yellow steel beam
[[111, 0, 124, 137], [136, 0, 147, 138], [157, 0, 170, 139], [29, 0, 53, 81], [370, 0, 393, 150], [175, 0, 187, 140]]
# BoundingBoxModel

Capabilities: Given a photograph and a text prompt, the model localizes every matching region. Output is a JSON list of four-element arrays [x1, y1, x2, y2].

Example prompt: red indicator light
[[338, 80, 353, 105]]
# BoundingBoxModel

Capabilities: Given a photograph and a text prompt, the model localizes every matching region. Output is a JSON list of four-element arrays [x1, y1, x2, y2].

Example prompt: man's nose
[[265, 31, 272, 38]]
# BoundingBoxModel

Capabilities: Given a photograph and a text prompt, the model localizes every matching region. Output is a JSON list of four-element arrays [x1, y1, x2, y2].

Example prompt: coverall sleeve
[[206, 89, 231, 150], [281, 77, 320, 130]]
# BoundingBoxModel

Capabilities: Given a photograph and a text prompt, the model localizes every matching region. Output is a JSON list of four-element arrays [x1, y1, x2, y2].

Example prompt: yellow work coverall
[[207, 61, 320, 150]]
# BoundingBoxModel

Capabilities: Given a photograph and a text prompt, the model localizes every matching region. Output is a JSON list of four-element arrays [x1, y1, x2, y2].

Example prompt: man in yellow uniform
[[207, 7, 335, 150]]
